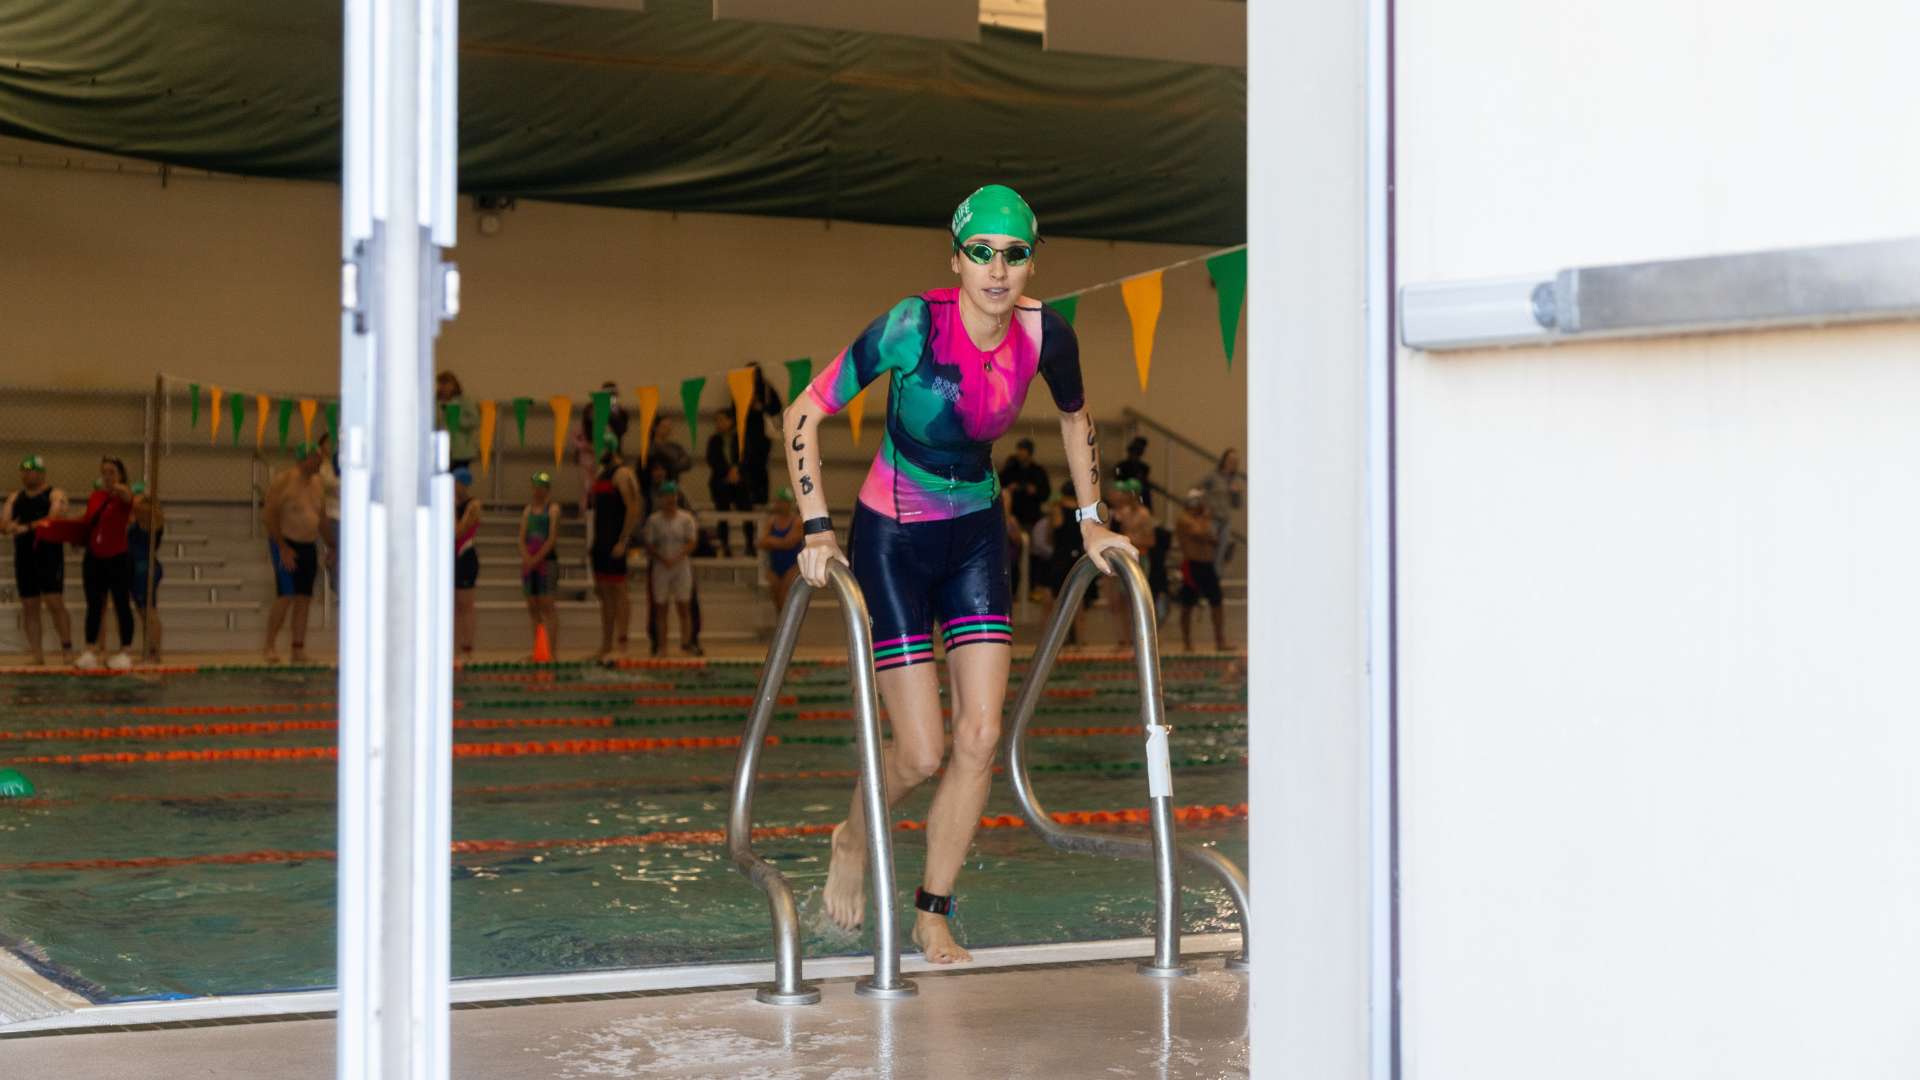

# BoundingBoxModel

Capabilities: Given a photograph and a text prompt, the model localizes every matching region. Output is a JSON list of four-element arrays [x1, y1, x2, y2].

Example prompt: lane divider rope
[[0, 802, 1250, 872]]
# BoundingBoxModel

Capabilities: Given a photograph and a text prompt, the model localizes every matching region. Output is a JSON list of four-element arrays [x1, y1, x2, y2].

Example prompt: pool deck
[[1, 955, 1250, 1078]]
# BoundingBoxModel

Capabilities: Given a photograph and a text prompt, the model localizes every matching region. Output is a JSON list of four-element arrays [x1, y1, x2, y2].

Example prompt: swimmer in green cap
[[518, 471, 561, 661], [756, 484, 804, 614], [780, 183, 1134, 964], [4, 453, 75, 665]]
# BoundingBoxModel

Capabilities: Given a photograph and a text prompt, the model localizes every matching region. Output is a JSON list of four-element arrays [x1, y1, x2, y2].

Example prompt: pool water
[[0, 658, 1247, 1002]]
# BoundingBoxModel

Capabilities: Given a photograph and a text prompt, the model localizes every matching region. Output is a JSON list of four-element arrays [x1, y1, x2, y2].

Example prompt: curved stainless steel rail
[[726, 561, 918, 1005], [1007, 549, 1252, 975]]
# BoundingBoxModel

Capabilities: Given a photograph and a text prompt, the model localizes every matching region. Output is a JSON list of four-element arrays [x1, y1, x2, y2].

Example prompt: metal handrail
[[727, 560, 918, 1005], [1007, 549, 1252, 974]]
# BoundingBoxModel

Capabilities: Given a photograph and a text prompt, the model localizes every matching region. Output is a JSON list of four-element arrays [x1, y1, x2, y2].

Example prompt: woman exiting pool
[[787, 185, 1133, 964]]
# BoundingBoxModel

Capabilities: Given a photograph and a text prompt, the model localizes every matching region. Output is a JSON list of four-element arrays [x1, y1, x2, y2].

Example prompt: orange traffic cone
[[532, 623, 553, 664]]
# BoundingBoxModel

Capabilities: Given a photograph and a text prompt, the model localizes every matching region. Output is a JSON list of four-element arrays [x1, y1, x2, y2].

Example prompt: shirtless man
[[264, 443, 327, 663], [1107, 479, 1156, 651]]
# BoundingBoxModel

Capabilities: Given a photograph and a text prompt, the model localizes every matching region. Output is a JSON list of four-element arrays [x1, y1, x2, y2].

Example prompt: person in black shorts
[[3, 455, 74, 666], [452, 467, 482, 661], [1175, 488, 1230, 652], [264, 444, 326, 664], [587, 445, 640, 663], [785, 185, 1135, 965]]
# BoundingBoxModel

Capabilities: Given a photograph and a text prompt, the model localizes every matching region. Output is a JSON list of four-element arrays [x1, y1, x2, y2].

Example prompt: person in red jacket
[[75, 457, 136, 671]]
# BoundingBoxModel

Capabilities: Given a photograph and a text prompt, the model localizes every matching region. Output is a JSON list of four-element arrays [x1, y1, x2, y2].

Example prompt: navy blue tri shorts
[[848, 501, 1012, 673]]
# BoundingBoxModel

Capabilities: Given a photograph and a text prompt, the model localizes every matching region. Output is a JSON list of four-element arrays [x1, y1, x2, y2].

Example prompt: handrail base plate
[[755, 985, 823, 1006], [1136, 962, 1194, 979], [853, 978, 919, 999]]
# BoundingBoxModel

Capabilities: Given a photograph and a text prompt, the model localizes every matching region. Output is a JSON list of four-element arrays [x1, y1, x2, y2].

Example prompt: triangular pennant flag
[[1206, 249, 1248, 368], [299, 399, 319, 442], [548, 395, 572, 468], [1045, 295, 1080, 327], [323, 402, 340, 443], [783, 358, 812, 405], [512, 397, 532, 447], [634, 386, 659, 466], [229, 392, 247, 445], [1120, 271, 1165, 392], [208, 387, 223, 443], [188, 383, 201, 428], [255, 395, 270, 449], [846, 387, 868, 448], [477, 399, 499, 476], [277, 399, 295, 449], [590, 390, 613, 456], [680, 377, 707, 451], [727, 367, 756, 456]]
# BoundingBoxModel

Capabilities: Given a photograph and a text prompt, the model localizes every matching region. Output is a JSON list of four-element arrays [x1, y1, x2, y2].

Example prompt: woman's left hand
[[1081, 523, 1137, 575]]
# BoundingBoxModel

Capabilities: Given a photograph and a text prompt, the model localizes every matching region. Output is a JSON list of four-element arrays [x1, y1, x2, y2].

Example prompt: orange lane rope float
[[0, 802, 1249, 872], [3, 735, 766, 768]]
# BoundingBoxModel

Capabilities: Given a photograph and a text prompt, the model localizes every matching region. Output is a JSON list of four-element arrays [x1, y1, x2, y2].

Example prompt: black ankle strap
[[914, 887, 957, 918]]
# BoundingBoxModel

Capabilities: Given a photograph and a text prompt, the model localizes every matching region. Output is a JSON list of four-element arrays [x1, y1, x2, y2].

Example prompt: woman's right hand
[[797, 534, 846, 588]]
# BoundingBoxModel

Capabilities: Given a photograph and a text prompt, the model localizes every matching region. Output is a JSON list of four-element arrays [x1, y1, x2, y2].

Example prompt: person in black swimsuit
[[3, 455, 74, 666], [587, 446, 641, 663]]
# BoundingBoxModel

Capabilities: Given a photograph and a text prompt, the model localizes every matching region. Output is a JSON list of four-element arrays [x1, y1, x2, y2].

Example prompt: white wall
[[1395, 2, 1920, 1078], [0, 138, 1246, 504]]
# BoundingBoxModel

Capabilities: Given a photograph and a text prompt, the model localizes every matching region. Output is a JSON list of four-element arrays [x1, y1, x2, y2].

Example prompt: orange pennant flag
[[726, 367, 756, 456], [548, 396, 573, 469], [207, 386, 223, 443], [298, 399, 319, 442], [1120, 271, 1165, 392], [254, 395, 270, 449], [846, 387, 868, 448], [634, 386, 659, 466], [477, 399, 499, 476]]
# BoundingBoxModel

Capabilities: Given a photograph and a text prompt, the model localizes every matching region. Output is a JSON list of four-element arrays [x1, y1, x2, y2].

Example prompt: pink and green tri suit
[[806, 287, 1084, 670]]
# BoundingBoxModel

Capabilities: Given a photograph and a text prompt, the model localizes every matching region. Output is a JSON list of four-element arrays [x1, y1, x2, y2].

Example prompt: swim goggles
[[956, 240, 1034, 267]]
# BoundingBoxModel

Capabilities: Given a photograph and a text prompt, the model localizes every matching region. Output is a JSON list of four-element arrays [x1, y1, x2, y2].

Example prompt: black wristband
[[802, 515, 833, 536]]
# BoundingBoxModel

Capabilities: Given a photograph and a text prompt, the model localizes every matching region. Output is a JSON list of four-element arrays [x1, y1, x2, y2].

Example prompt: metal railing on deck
[[727, 560, 917, 1004], [1007, 549, 1252, 974]]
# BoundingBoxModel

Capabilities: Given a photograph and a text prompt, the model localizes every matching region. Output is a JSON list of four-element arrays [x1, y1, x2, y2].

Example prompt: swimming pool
[[0, 658, 1247, 1002]]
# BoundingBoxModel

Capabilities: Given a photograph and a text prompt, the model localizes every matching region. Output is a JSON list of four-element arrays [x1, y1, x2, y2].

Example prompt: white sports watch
[[1074, 500, 1108, 526]]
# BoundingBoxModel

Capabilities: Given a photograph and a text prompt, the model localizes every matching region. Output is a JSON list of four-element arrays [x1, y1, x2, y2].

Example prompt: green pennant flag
[[442, 402, 461, 437], [680, 377, 707, 450], [188, 383, 201, 428], [512, 397, 532, 447], [277, 399, 295, 448], [1206, 249, 1249, 367], [590, 390, 613, 455], [229, 393, 246, 445], [784, 358, 812, 404], [323, 402, 340, 442], [1045, 295, 1080, 327]]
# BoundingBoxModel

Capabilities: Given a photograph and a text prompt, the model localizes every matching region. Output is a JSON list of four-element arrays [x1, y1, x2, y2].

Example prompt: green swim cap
[[1116, 478, 1143, 495], [658, 481, 679, 495], [131, 482, 147, 496], [777, 486, 794, 502], [531, 471, 552, 487], [951, 184, 1038, 246], [19, 454, 44, 472]]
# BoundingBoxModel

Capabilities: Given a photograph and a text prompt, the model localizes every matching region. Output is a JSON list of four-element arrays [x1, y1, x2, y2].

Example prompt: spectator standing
[[642, 481, 699, 656], [128, 483, 165, 662], [1115, 436, 1154, 511], [434, 371, 480, 472], [1106, 479, 1156, 650], [740, 362, 783, 508], [1197, 446, 1245, 569], [77, 457, 137, 671], [706, 407, 754, 556], [997, 437, 1051, 530], [757, 486, 803, 614]]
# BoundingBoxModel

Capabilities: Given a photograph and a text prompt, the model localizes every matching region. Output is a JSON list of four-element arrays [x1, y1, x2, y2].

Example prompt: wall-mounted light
[[474, 194, 517, 238]]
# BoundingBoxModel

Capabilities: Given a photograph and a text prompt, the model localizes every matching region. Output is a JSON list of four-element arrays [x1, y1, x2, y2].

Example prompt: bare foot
[[263, 650, 282, 665], [821, 821, 867, 931], [291, 650, 309, 665], [912, 912, 972, 964], [28, 653, 46, 668]]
